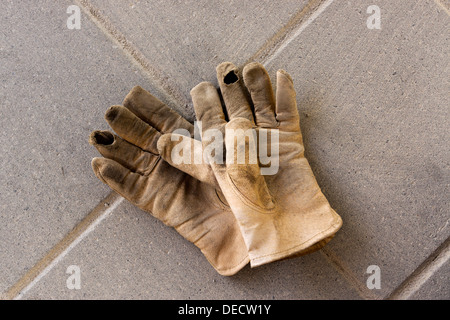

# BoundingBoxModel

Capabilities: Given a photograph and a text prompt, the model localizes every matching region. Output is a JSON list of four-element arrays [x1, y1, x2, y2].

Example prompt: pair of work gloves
[[89, 62, 342, 276]]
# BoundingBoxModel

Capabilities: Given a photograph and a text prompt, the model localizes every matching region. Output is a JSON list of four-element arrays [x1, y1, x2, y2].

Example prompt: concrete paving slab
[[87, 0, 310, 115], [0, 0, 163, 293], [20, 200, 361, 300], [264, 0, 449, 298]]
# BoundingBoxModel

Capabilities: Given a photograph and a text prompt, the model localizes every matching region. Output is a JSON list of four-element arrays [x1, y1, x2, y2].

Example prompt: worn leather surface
[[89, 86, 249, 276], [159, 62, 343, 267]]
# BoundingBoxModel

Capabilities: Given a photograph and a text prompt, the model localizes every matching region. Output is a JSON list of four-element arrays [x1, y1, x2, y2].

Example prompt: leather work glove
[[89, 86, 249, 276], [157, 62, 343, 268]]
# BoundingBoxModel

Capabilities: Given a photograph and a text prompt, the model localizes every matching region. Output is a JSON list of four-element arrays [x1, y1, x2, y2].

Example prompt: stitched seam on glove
[[225, 172, 276, 214], [213, 188, 229, 209]]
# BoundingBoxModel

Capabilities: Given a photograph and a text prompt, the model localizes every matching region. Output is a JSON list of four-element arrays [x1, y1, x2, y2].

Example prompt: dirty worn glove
[[158, 62, 343, 268], [89, 86, 249, 276]]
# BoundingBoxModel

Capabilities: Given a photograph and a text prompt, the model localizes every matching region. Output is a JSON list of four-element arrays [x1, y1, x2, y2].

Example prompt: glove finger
[[89, 130, 159, 176], [105, 105, 160, 154], [123, 86, 194, 136], [92, 157, 151, 205], [225, 118, 275, 210], [157, 133, 217, 186], [190, 81, 227, 134], [275, 69, 300, 131], [243, 62, 278, 128], [216, 62, 254, 123]]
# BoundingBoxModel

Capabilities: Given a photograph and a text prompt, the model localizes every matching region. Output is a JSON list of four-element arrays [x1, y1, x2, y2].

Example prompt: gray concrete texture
[[263, 0, 450, 298], [0, 0, 448, 300]]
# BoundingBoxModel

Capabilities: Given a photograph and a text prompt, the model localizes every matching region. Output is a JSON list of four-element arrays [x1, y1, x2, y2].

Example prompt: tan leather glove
[[89, 86, 249, 276], [158, 62, 343, 268]]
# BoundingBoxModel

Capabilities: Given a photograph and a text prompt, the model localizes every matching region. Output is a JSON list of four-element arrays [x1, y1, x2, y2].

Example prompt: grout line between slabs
[[74, 0, 189, 109], [4, 193, 124, 300], [387, 236, 450, 300]]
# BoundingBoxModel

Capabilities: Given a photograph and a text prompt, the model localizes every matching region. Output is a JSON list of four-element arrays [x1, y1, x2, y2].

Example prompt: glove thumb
[[157, 133, 218, 186]]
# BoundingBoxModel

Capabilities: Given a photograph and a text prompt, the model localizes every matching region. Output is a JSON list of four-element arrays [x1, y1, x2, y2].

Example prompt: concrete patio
[[0, 0, 448, 300]]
